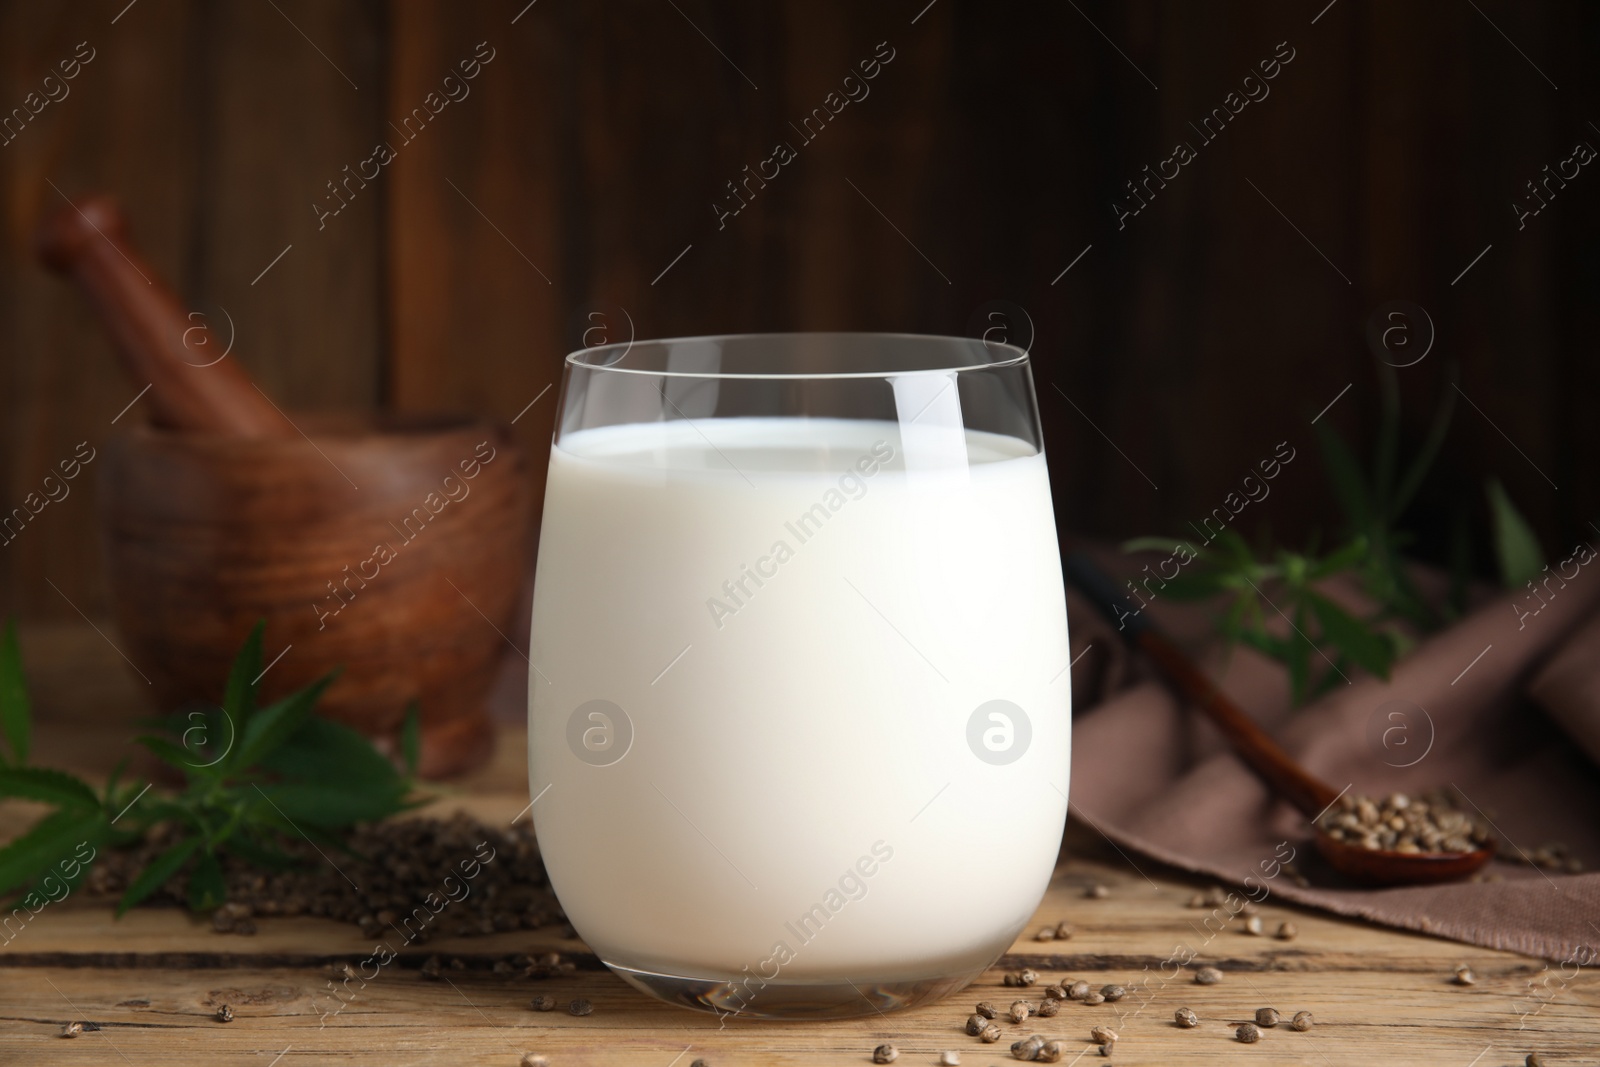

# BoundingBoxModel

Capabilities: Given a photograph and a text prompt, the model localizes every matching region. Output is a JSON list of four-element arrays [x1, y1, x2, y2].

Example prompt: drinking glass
[[528, 333, 1070, 1019]]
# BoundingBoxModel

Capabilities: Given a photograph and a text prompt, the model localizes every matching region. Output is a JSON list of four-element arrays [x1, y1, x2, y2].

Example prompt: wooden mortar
[[39, 196, 530, 777]]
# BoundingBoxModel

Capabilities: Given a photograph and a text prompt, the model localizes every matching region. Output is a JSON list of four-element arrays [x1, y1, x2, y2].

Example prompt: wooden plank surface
[[4, 623, 1599, 1065]]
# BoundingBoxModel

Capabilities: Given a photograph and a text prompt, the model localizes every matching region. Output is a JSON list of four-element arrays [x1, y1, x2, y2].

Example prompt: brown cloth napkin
[[1068, 550, 1600, 963]]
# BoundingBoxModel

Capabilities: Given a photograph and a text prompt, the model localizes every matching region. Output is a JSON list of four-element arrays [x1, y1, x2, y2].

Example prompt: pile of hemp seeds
[[81, 812, 568, 939]]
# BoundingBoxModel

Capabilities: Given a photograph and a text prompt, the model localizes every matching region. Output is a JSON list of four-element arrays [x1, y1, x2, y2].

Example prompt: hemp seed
[[1009, 1000, 1032, 1023], [1037, 1040, 1066, 1063], [872, 1043, 898, 1064], [937, 1052, 960, 1067], [1244, 915, 1264, 935], [1527, 1054, 1546, 1067], [976, 1001, 998, 1018], [965, 1013, 989, 1036], [1020, 968, 1039, 986], [1236, 1022, 1262, 1043], [530, 995, 556, 1012], [520, 1056, 549, 1067], [1010, 1035, 1044, 1060], [1101, 984, 1126, 1002], [1081, 991, 1106, 1005], [59, 1021, 84, 1038], [1275, 922, 1298, 941], [1174, 1006, 1199, 1028], [1453, 964, 1476, 986], [567, 998, 592, 1016], [1042, 984, 1068, 1001], [980, 1023, 1003, 1043], [1067, 980, 1090, 1000], [1255, 1007, 1279, 1028], [215, 1004, 234, 1023], [1036, 998, 1060, 1018], [1194, 966, 1223, 985], [1086, 884, 1110, 899], [1089, 1025, 1118, 1045], [1034, 926, 1056, 941], [1290, 1011, 1314, 1031], [1054, 921, 1074, 939], [690, 1060, 710, 1067]]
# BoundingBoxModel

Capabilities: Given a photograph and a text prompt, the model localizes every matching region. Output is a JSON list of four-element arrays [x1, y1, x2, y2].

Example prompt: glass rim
[[565, 331, 1030, 380]]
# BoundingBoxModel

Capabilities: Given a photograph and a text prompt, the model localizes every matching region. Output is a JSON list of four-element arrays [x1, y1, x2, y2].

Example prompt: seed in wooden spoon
[[872, 1043, 898, 1063], [1318, 790, 1489, 853], [1291, 1011, 1314, 1031], [60, 1022, 84, 1038], [1194, 966, 1223, 985], [1255, 1007, 1279, 1027], [568, 998, 592, 1016], [1236, 1022, 1262, 1043], [1453, 964, 1476, 986], [1276, 922, 1298, 940], [965, 1013, 990, 1036], [1174, 1007, 1199, 1028], [937, 1052, 960, 1066], [1009, 1000, 1032, 1023]]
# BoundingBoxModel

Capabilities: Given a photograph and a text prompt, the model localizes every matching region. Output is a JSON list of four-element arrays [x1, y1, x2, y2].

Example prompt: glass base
[[607, 959, 990, 1020]]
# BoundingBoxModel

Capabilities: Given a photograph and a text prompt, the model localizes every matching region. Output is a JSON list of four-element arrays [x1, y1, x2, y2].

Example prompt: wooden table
[[3, 625, 1597, 1065]]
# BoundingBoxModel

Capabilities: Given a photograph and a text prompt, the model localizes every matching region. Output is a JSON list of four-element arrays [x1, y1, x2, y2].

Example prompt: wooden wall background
[[2, 0, 1596, 620]]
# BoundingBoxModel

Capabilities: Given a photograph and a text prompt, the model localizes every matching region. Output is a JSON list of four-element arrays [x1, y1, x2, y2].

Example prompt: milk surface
[[529, 416, 1070, 982]]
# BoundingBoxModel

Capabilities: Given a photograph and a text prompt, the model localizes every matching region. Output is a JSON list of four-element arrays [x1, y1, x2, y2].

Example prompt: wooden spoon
[[1064, 552, 1495, 886], [36, 194, 295, 437]]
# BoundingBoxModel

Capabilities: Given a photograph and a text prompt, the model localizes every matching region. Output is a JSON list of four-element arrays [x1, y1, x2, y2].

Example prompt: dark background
[[2, 0, 1595, 620]]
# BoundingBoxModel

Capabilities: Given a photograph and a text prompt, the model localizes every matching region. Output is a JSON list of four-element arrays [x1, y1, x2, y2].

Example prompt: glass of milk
[[528, 333, 1070, 1019]]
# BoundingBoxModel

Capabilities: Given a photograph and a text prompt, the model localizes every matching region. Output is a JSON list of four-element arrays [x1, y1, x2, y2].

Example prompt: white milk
[[529, 416, 1070, 985]]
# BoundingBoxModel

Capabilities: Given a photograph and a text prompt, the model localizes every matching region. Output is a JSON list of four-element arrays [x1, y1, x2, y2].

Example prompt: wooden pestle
[[35, 195, 296, 437]]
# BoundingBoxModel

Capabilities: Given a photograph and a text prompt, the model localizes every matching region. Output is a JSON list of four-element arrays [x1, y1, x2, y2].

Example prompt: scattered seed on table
[[1085, 884, 1110, 899], [1020, 968, 1039, 986], [1082, 991, 1106, 1005], [1275, 922, 1298, 941], [1101, 984, 1125, 1002], [1195, 966, 1223, 985], [1186, 892, 1207, 908], [1034, 926, 1056, 941], [1067, 980, 1090, 1000], [530, 995, 556, 1012], [690, 1060, 710, 1067], [980, 1022, 1003, 1043], [1290, 1011, 1314, 1031], [937, 1051, 961, 1066], [1011, 1035, 1045, 1060], [1036, 998, 1060, 1018], [421, 955, 442, 980], [1037, 1040, 1065, 1063], [1236, 1022, 1262, 1043], [1089, 1025, 1118, 1045], [976, 1001, 998, 1018], [215, 1004, 234, 1023], [1244, 915, 1264, 936], [1042, 984, 1067, 1001], [965, 1013, 989, 1036], [1174, 1007, 1199, 1028], [872, 1043, 898, 1063], [1009, 1000, 1032, 1023], [568, 998, 592, 1016], [59, 1022, 83, 1038], [520, 1055, 548, 1067], [1453, 964, 1476, 985], [1255, 1007, 1279, 1027], [1526, 1053, 1545, 1067], [1054, 921, 1074, 939]]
